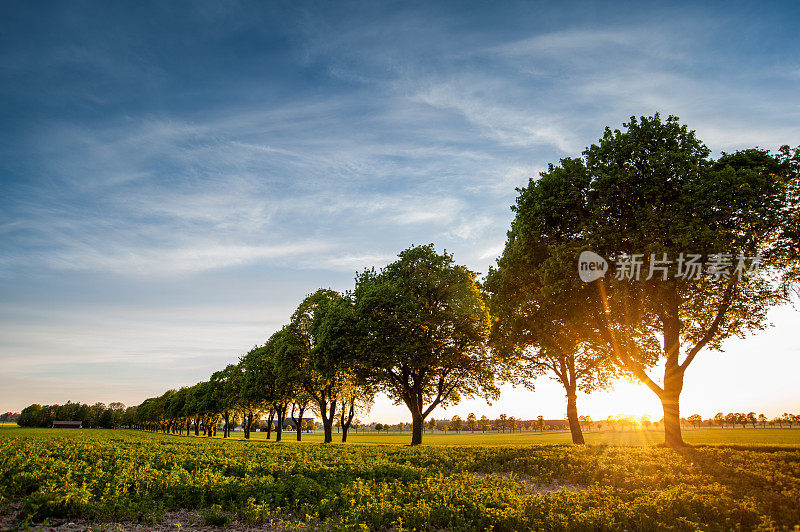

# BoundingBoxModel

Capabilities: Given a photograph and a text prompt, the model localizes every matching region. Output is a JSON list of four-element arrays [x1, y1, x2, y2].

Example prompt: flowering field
[[2, 429, 799, 530]]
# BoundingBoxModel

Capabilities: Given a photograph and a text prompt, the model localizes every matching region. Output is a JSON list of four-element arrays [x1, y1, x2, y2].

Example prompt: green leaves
[[352, 245, 496, 443]]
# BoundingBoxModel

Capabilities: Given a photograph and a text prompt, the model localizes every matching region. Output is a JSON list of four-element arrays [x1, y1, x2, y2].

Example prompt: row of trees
[[426, 414, 539, 433], [17, 401, 130, 428], [135, 245, 498, 446], [703, 412, 799, 429], [136, 116, 800, 448], [132, 303, 376, 443]]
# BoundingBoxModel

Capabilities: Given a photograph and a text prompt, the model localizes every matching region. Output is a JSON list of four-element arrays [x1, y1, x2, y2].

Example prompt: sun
[[579, 379, 664, 422]]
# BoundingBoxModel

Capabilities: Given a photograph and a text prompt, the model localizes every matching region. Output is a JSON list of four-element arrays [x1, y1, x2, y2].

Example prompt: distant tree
[[427, 417, 437, 432], [241, 339, 287, 441], [783, 413, 794, 429], [746, 412, 758, 428], [714, 412, 725, 428], [498, 414, 508, 433], [687, 414, 702, 429], [537, 415, 545, 432], [352, 245, 498, 445], [451, 415, 463, 433], [758, 414, 767, 428], [466, 413, 477, 432], [210, 364, 240, 438], [479, 415, 489, 433]]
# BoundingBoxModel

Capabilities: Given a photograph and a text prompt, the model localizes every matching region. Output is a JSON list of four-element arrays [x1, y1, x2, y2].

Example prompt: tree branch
[[680, 277, 737, 371]]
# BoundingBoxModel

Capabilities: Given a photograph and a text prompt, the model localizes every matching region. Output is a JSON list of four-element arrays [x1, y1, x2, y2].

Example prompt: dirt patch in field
[[0, 507, 301, 532], [473, 471, 585, 494]]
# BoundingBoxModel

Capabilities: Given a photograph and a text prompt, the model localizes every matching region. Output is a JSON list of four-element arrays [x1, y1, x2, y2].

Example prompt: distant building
[[52, 420, 82, 429]]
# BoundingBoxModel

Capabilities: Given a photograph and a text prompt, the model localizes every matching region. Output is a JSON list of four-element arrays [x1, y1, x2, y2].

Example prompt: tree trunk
[[661, 390, 683, 447], [341, 401, 355, 443], [275, 404, 286, 442], [318, 400, 336, 443], [291, 403, 306, 442], [661, 286, 687, 448], [266, 411, 274, 440], [566, 392, 585, 444], [411, 411, 424, 446]]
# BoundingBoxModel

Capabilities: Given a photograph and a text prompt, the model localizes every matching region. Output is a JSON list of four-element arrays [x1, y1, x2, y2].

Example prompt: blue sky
[[1, 1, 799, 421]]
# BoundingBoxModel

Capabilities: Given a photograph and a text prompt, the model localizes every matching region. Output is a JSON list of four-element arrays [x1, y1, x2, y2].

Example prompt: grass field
[[2, 428, 800, 530], [5, 424, 799, 446], [231, 427, 800, 446]]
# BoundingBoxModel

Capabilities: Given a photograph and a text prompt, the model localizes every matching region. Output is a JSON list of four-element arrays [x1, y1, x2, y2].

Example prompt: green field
[[229, 427, 800, 446], [9, 423, 798, 446], [2, 428, 800, 530]]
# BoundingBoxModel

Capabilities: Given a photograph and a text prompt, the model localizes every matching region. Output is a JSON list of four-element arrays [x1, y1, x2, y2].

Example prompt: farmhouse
[[52, 420, 82, 429]]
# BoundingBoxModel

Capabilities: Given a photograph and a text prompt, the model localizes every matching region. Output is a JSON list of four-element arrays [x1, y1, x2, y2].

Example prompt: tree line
[[17, 401, 129, 428], [130, 245, 495, 445]]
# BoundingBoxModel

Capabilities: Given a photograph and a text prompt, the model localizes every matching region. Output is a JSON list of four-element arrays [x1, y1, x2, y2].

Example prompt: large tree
[[485, 229, 619, 444], [352, 244, 498, 445], [506, 114, 798, 447]]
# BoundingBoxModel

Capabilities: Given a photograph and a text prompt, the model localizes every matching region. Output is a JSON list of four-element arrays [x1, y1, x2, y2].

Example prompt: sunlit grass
[[173, 427, 800, 446]]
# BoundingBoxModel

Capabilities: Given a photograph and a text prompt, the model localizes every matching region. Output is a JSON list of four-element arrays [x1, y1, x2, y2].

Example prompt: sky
[[1, 1, 799, 423]]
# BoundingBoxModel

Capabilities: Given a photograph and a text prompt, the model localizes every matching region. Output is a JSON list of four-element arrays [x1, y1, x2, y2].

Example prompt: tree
[[210, 364, 240, 438], [747, 412, 758, 428], [498, 414, 507, 433], [501, 114, 799, 447], [279, 289, 371, 443], [479, 415, 488, 433], [466, 413, 477, 433], [451, 415, 463, 433], [485, 157, 621, 445], [427, 417, 437, 432], [758, 413, 767, 428], [687, 414, 702, 428], [240, 342, 285, 441], [352, 244, 498, 445]]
